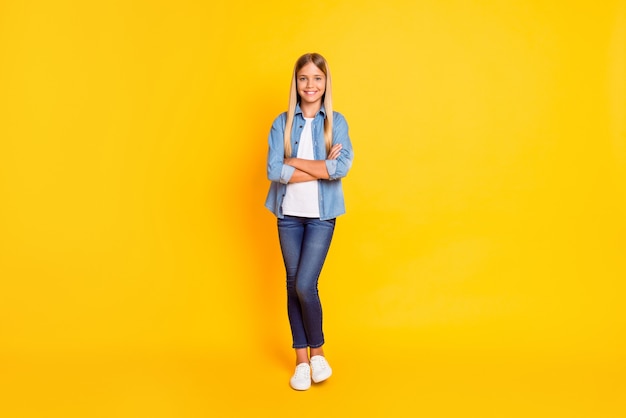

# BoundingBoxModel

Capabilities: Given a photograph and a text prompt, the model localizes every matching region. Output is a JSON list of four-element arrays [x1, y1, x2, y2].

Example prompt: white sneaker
[[310, 355, 332, 383], [290, 363, 311, 391]]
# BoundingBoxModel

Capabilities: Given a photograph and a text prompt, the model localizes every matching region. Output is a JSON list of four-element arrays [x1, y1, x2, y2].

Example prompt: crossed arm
[[284, 144, 342, 183]]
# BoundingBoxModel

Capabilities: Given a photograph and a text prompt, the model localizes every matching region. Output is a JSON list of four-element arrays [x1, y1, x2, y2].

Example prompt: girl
[[265, 53, 354, 390]]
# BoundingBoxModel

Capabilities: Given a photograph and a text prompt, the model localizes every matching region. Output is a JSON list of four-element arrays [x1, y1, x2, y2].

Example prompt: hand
[[327, 143, 342, 160]]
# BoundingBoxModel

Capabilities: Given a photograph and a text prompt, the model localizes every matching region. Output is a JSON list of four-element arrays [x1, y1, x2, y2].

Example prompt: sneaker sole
[[290, 382, 311, 391], [312, 370, 332, 383]]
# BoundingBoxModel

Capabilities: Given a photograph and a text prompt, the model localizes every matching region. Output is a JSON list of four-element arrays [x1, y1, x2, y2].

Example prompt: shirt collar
[[295, 103, 326, 118]]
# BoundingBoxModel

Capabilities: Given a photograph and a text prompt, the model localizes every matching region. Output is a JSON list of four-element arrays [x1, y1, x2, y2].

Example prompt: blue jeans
[[277, 216, 336, 349]]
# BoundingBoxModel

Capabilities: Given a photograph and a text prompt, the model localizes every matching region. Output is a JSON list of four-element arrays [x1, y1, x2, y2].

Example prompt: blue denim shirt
[[265, 104, 354, 220]]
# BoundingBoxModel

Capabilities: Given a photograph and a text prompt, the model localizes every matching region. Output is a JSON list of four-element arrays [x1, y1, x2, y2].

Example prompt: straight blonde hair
[[284, 53, 333, 158]]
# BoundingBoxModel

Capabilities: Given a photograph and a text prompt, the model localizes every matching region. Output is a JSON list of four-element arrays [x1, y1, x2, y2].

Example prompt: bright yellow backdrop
[[1, 0, 624, 417]]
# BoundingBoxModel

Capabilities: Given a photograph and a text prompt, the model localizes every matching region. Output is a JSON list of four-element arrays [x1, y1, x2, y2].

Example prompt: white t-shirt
[[282, 118, 320, 218]]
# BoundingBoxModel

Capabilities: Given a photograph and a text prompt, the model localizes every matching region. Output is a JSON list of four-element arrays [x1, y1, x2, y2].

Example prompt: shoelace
[[294, 364, 310, 378], [311, 357, 327, 370]]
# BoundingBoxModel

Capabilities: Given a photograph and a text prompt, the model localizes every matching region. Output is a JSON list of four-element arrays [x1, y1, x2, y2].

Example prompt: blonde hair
[[284, 53, 333, 158]]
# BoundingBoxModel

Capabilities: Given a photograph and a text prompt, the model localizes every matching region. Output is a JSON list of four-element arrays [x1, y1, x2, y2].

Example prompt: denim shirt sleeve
[[325, 112, 354, 181], [267, 113, 295, 184]]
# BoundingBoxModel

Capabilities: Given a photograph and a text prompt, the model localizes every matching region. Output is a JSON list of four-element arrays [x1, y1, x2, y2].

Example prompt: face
[[296, 62, 326, 107]]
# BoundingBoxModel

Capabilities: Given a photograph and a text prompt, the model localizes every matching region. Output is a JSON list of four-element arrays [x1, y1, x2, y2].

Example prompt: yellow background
[[1, 0, 624, 416]]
